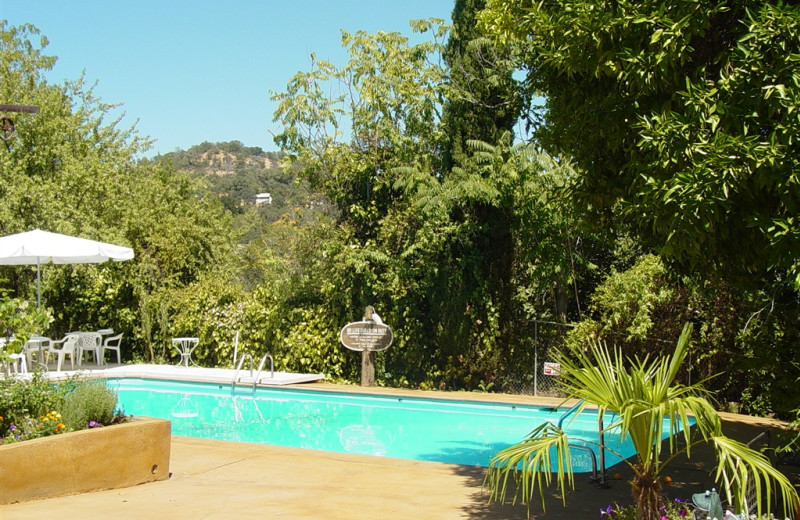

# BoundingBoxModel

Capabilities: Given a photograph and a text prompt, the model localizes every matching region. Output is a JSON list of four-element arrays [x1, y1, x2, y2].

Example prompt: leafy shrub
[[60, 380, 123, 431], [0, 295, 51, 363], [0, 371, 71, 442], [0, 372, 69, 436]]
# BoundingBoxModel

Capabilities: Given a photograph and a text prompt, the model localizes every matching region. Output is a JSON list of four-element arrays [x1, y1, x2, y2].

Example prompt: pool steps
[[232, 353, 275, 395]]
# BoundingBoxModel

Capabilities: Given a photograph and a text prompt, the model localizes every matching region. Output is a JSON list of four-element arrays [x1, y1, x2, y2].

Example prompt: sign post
[[340, 307, 393, 387]]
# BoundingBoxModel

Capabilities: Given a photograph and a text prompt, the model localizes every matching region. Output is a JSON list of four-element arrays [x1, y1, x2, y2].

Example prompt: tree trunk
[[631, 464, 663, 520]]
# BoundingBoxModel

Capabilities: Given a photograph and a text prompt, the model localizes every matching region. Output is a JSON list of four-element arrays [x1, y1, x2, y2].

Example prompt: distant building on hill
[[255, 192, 272, 205]]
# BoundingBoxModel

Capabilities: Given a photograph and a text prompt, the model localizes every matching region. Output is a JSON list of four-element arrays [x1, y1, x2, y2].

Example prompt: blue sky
[[3, 1, 454, 156]]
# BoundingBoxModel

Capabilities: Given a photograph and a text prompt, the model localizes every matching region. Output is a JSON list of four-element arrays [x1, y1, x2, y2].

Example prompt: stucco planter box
[[0, 416, 171, 504]]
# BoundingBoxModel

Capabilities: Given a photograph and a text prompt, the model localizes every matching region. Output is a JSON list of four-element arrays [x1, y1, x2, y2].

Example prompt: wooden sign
[[340, 321, 393, 352]]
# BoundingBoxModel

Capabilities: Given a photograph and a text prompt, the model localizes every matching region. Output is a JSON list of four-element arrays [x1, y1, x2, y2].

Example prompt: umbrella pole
[[36, 258, 41, 308]]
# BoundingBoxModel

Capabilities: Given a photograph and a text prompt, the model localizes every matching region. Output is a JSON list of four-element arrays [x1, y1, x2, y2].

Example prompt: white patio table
[[172, 337, 199, 367]]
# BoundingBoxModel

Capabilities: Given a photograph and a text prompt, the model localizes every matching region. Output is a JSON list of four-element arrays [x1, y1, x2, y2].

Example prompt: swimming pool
[[109, 378, 659, 469]]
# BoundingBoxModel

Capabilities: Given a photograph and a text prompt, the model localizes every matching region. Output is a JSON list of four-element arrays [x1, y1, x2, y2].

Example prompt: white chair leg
[[8, 354, 27, 374]]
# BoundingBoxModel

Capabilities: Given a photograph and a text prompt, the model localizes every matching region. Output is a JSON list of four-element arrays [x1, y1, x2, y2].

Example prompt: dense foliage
[[269, 18, 613, 389], [478, 0, 800, 415], [0, 22, 239, 366], [480, 0, 800, 288]]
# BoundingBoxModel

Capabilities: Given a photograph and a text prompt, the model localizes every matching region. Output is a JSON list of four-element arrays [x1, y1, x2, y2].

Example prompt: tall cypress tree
[[441, 0, 520, 171], [428, 0, 528, 387]]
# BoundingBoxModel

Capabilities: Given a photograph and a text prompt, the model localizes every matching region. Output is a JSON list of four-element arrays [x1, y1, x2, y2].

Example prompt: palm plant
[[485, 323, 800, 520]]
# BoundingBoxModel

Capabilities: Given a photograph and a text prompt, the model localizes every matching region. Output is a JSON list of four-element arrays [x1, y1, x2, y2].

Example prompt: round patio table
[[172, 337, 199, 367]]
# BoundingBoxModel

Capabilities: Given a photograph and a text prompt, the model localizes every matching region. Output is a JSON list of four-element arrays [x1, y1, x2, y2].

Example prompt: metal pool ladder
[[556, 400, 609, 488], [231, 353, 274, 395]]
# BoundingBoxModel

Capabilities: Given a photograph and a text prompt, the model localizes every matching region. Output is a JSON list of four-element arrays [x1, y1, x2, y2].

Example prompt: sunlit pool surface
[[109, 378, 680, 469]]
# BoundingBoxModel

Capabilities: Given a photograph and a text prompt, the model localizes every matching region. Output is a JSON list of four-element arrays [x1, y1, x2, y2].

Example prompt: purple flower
[[88, 421, 101, 428], [9, 425, 16, 431], [679, 508, 687, 517]]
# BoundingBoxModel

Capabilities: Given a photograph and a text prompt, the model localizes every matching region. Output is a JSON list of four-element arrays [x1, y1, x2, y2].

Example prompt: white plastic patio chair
[[76, 332, 102, 365], [101, 333, 124, 364], [7, 353, 28, 374], [48, 334, 79, 371]]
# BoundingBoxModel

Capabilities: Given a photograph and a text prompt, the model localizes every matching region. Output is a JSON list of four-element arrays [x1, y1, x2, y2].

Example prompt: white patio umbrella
[[0, 229, 135, 307]]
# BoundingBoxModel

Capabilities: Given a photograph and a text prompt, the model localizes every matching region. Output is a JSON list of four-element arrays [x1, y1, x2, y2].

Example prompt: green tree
[[441, 0, 521, 170], [0, 295, 50, 365], [480, 0, 800, 288], [0, 22, 239, 362], [272, 19, 612, 389], [271, 20, 452, 383], [485, 324, 800, 520]]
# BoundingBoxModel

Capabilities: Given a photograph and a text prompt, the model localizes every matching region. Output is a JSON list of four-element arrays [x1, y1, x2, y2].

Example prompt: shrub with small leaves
[[60, 380, 123, 431]]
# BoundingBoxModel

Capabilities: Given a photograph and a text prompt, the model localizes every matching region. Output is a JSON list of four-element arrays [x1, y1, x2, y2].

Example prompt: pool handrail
[[557, 399, 585, 429], [557, 399, 610, 487], [231, 353, 274, 396], [254, 354, 274, 384], [231, 353, 255, 395]]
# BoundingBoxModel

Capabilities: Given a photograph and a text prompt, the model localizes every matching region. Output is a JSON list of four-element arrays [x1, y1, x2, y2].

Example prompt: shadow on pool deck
[[2, 384, 799, 520]]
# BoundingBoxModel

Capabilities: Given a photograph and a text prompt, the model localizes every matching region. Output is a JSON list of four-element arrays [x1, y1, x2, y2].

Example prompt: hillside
[[151, 141, 329, 223]]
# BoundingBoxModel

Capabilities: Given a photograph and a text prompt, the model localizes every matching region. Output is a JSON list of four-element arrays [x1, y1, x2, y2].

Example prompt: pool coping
[[41, 363, 326, 386]]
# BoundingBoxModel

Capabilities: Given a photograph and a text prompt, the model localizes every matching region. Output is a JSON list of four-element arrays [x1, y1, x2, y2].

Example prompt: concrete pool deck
[[2, 376, 799, 519]]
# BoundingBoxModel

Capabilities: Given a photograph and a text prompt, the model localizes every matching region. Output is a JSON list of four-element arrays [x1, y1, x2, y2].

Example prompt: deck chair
[[101, 333, 124, 364], [76, 332, 102, 365], [48, 334, 79, 371], [7, 352, 28, 374]]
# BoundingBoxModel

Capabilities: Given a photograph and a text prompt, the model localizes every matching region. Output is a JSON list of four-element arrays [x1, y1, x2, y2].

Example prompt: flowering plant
[[601, 499, 689, 520], [1, 372, 132, 443], [1, 411, 66, 443]]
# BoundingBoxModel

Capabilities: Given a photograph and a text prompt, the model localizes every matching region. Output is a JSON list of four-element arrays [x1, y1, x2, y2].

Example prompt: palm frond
[[484, 422, 574, 513], [712, 435, 800, 518]]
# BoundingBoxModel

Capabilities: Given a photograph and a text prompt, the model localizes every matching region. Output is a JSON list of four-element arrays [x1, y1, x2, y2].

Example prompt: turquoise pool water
[[109, 378, 655, 469]]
